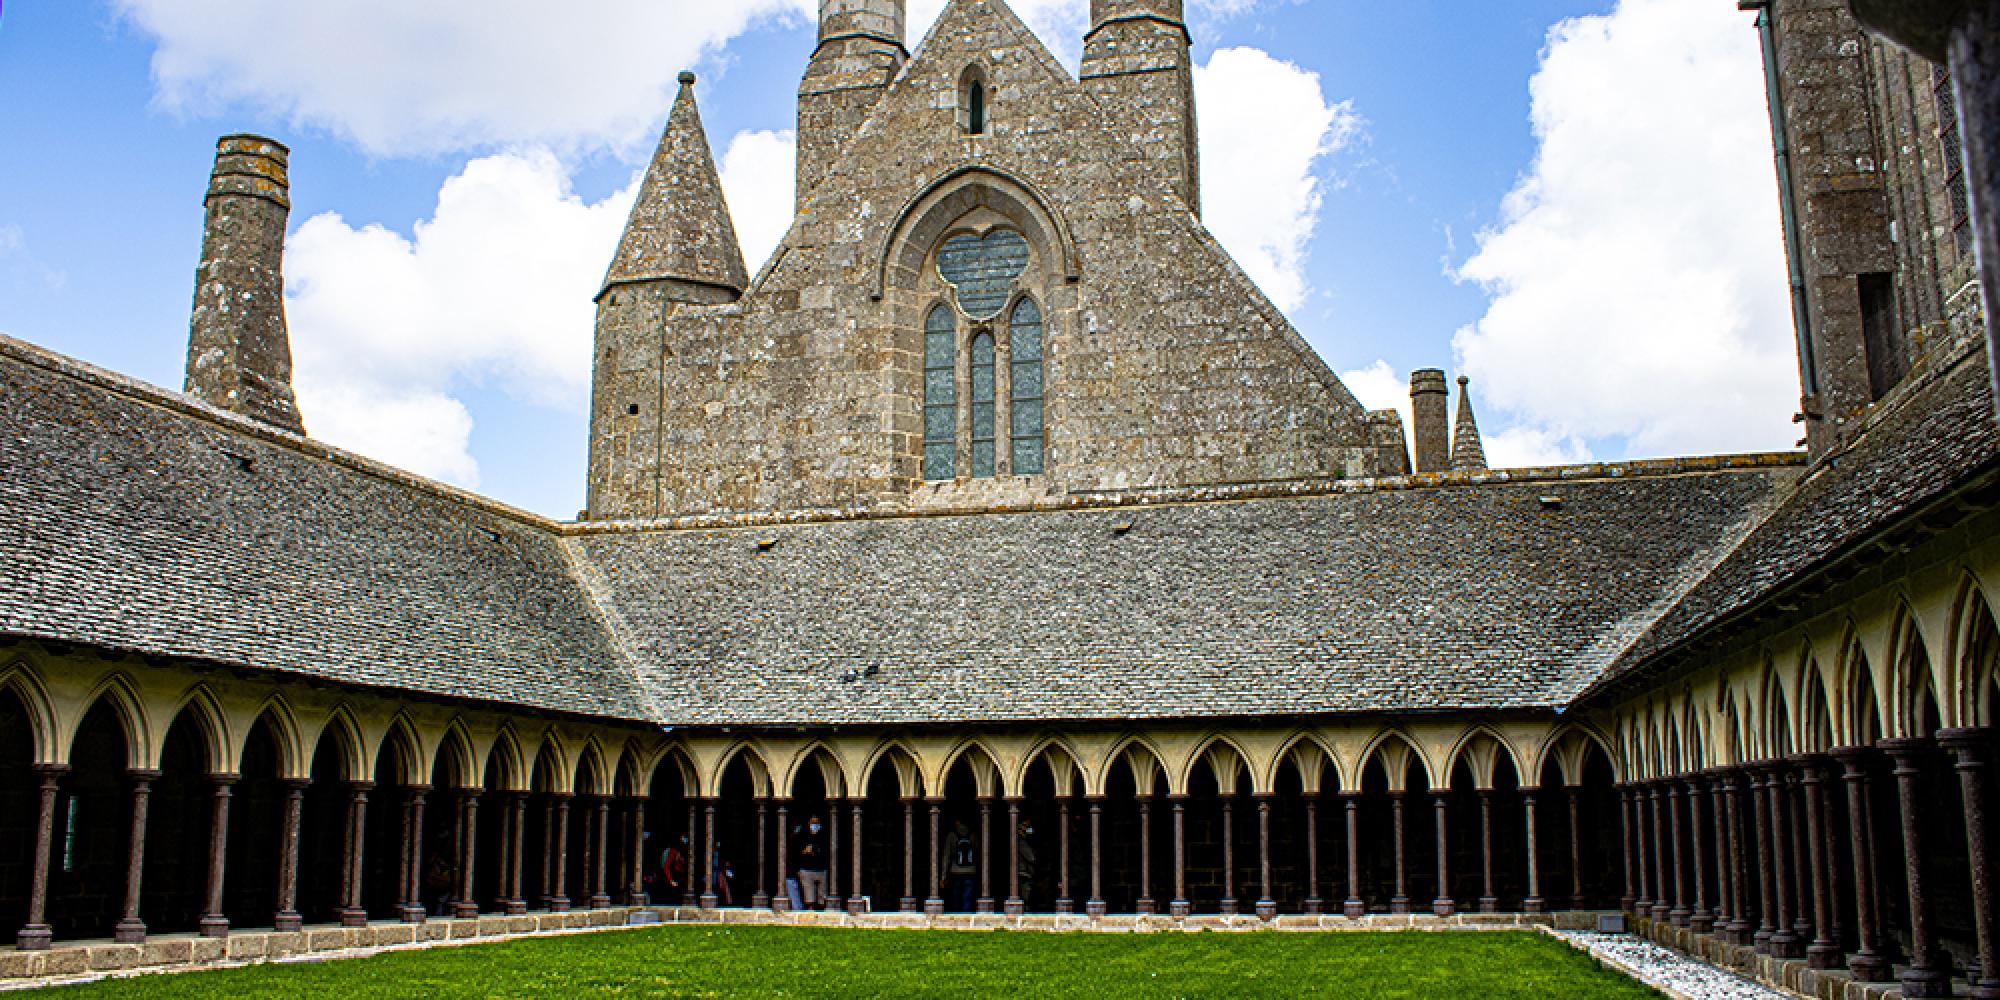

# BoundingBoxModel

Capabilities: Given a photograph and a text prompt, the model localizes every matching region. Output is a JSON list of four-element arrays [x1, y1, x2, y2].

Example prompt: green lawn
[[52, 926, 1657, 999]]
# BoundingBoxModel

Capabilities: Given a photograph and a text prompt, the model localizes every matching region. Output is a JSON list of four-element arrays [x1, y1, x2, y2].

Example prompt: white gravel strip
[[1555, 931, 1793, 1000]]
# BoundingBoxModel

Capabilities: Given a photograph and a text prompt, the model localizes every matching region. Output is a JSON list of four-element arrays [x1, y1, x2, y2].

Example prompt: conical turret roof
[[600, 72, 749, 298], [1451, 375, 1488, 472]]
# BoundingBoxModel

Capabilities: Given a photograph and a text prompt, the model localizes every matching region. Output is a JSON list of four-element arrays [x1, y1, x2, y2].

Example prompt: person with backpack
[[941, 818, 978, 912]]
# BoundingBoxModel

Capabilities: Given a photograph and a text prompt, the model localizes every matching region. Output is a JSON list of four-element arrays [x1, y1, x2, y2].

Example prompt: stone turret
[[1082, 0, 1199, 214], [1410, 368, 1450, 474], [185, 134, 305, 436], [1451, 376, 1487, 472], [587, 72, 749, 521], [797, 0, 908, 210]]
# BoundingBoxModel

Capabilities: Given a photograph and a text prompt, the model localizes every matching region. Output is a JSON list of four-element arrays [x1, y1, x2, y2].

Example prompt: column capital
[[32, 762, 70, 779], [209, 772, 241, 788], [127, 767, 163, 782], [1936, 726, 1995, 754], [281, 777, 312, 791], [1876, 735, 1933, 757]]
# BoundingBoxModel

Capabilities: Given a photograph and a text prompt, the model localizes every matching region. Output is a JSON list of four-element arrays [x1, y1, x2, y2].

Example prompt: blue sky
[[0, 0, 1798, 518]]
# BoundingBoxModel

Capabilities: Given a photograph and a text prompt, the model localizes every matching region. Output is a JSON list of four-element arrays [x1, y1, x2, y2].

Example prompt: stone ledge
[[1631, 915, 1906, 1000]]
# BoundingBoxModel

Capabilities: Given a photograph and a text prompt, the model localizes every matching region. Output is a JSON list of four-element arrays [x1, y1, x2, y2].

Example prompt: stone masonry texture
[[184, 135, 305, 437]]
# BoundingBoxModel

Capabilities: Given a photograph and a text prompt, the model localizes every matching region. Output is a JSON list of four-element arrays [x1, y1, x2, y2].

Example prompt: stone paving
[[1557, 930, 1798, 1000]]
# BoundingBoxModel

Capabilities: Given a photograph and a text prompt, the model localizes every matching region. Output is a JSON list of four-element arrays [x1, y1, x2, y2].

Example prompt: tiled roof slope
[[1590, 348, 2000, 696], [571, 469, 1790, 726], [0, 337, 646, 721]]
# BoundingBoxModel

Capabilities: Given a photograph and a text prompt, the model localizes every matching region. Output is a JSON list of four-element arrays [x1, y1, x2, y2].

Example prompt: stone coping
[[1, 907, 1605, 987]]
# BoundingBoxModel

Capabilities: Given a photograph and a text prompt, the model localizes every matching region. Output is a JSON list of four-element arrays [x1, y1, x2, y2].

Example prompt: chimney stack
[[185, 134, 305, 436], [1409, 369, 1450, 473]]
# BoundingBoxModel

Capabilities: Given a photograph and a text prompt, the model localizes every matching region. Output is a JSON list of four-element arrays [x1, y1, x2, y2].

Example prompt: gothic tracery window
[[924, 305, 957, 481], [1010, 297, 1045, 475], [971, 332, 996, 478]]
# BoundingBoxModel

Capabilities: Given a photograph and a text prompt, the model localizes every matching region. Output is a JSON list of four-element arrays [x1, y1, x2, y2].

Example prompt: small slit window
[[968, 81, 986, 135], [924, 305, 957, 481]]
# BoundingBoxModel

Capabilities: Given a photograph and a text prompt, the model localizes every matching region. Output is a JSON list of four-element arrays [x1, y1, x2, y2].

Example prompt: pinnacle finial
[[1451, 374, 1488, 472], [678, 71, 697, 86]]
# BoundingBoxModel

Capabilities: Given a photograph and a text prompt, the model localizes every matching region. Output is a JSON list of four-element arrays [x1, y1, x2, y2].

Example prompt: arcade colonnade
[[1607, 542, 2000, 997], [0, 646, 1626, 950]]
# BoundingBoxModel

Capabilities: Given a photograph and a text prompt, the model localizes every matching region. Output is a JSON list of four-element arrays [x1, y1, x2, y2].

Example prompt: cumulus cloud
[[1453, 0, 1796, 460], [1196, 47, 1359, 315], [113, 0, 813, 156], [1338, 360, 1413, 436], [719, 129, 798, 278], [285, 151, 638, 486]]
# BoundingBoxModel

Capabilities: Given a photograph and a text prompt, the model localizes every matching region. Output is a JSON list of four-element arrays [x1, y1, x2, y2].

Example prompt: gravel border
[[1553, 930, 1796, 1000]]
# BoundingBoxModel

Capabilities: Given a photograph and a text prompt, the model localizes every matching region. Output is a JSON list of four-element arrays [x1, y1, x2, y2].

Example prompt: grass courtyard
[[47, 925, 1658, 998]]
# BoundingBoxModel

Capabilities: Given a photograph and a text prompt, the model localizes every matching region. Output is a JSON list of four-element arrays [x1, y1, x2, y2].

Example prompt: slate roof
[[0, 334, 1819, 728], [0, 337, 646, 722], [1589, 347, 2000, 696], [570, 470, 1786, 726]]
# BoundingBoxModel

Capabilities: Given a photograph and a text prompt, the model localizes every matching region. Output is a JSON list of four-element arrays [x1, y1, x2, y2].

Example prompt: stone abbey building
[[1, 0, 1996, 995]]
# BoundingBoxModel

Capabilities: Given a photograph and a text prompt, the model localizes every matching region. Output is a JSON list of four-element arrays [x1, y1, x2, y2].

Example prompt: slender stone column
[[1006, 798, 1024, 917], [1343, 792, 1364, 918], [401, 784, 429, 922], [1391, 791, 1409, 914], [1883, 737, 1952, 998], [1686, 777, 1712, 933], [1631, 786, 1652, 915], [455, 791, 481, 918], [684, 801, 697, 905], [1432, 793, 1453, 917], [591, 797, 611, 909], [773, 800, 789, 912], [978, 796, 995, 914], [507, 793, 527, 914], [111, 769, 160, 943], [1088, 797, 1107, 918], [1706, 772, 1731, 935], [1668, 782, 1690, 926], [339, 780, 370, 928], [199, 775, 237, 937], [16, 764, 68, 949], [1831, 748, 1887, 980], [1765, 764, 1801, 957], [1479, 789, 1498, 913], [1723, 771, 1750, 944], [927, 797, 945, 915], [273, 777, 307, 931], [700, 798, 717, 909], [901, 798, 917, 912], [1619, 785, 1638, 912], [1523, 789, 1544, 913], [626, 797, 645, 905], [1056, 797, 1073, 915], [753, 798, 770, 910], [1255, 795, 1275, 920], [1171, 795, 1190, 918], [1218, 792, 1237, 915], [1789, 770, 1812, 943], [1939, 728, 2000, 999], [849, 799, 865, 914], [1750, 767, 1776, 951], [1792, 756, 1839, 969], [1137, 795, 1156, 915], [1303, 792, 1322, 915], [1648, 783, 1669, 922], [549, 794, 572, 912], [1567, 785, 1585, 910]]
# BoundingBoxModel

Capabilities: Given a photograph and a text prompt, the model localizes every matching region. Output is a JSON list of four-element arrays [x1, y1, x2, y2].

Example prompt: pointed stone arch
[[162, 682, 232, 775], [0, 659, 57, 764], [376, 713, 427, 787], [1796, 656, 1834, 752], [71, 673, 149, 770], [1887, 602, 1942, 736], [1358, 731, 1430, 792], [1273, 732, 1338, 795], [245, 693, 307, 781], [1016, 735, 1083, 798], [1186, 733, 1253, 797], [782, 743, 851, 799], [486, 725, 530, 793], [875, 165, 1081, 302], [938, 738, 1001, 799], [573, 740, 612, 797], [309, 705, 368, 783], [713, 740, 774, 799], [1948, 573, 2000, 726], [1443, 727, 1522, 790]]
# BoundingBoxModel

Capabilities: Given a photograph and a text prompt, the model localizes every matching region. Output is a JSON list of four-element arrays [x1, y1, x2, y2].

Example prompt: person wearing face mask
[[793, 814, 828, 909]]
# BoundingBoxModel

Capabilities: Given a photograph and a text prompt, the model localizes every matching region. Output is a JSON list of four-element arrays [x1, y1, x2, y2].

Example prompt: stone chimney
[[185, 134, 305, 435], [1409, 368, 1450, 474]]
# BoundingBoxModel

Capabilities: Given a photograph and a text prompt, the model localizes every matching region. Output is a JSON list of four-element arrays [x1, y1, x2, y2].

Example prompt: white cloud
[[113, 0, 813, 156], [1338, 359, 1413, 438], [719, 130, 798, 278], [1482, 426, 1591, 470], [285, 150, 639, 486], [1452, 0, 1796, 461], [1196, 47, 1359, 314]]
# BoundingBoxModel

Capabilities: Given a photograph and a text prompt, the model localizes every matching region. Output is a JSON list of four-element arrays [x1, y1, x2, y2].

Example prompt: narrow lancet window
[[968, 80, 987, 135], [971, 332, 996, 478], [1010, 298, 1045, 475], [924, 306, 958, 481]]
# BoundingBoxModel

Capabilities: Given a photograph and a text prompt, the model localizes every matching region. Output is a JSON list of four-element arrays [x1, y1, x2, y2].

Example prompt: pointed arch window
[[968, 81, 987, 135], [971, 332, 996, 478], [1010, 297, 1045, 475], [924, 305, 957, 481]]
